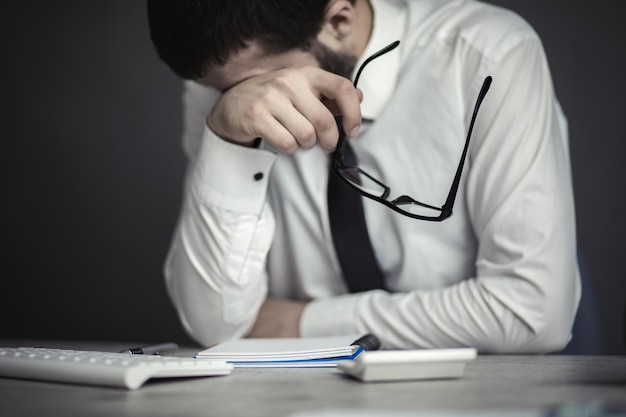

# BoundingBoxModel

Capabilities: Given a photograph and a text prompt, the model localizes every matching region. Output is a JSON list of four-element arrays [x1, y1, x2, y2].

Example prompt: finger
[[322, 88, 363, 116], [308, 69, 362, 138], [356, 88, 364, 102], [272, 102, 318, 150], [252, 111, 300, 154], [291, 94, 339, 152], [268, 68, 341, 151]]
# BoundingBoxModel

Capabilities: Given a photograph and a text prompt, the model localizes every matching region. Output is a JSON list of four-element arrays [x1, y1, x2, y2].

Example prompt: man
[[147, 0, 580, 352]]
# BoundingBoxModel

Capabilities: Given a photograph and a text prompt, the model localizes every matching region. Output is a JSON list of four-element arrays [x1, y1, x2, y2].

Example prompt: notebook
[[195, 334, 376, 368]]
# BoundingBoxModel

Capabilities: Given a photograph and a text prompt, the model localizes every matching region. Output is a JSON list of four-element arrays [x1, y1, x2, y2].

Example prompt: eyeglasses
[[331, 40, 492, 221]]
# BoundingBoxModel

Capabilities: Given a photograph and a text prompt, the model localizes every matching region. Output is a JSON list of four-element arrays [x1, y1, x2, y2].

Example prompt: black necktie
[[327, 139, 386, 293]]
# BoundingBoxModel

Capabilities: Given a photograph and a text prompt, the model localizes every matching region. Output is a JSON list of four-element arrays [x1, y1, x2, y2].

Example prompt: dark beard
[[310, 41, 357, 80]]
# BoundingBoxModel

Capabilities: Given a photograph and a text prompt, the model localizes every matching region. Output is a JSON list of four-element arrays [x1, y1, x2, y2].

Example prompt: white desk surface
[[1, 339, 625, 417]]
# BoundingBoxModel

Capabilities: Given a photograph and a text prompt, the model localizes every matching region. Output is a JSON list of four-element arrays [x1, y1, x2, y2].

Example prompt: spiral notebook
[[195, 334, 378, 368]]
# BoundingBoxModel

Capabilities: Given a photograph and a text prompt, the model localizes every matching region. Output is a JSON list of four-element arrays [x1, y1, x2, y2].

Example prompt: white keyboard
[[0, 347, 232, 390]]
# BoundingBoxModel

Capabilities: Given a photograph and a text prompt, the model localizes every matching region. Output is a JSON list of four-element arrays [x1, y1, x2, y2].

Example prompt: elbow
[[164, 255, 261, 348], [170, 280, 259, 348], [476, 262, 580, 354], [478, 321, 572, 354], [481, 306, 576, 354], [511, 275, 580, 354], [523, 298, 577, 354], [516, 324, 572, 354], [182, 313, 252, 348]]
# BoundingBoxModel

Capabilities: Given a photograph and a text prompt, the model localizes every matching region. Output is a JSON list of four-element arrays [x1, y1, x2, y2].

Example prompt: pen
[[119, 342, 179, 355], [351, 334, 381, 351]]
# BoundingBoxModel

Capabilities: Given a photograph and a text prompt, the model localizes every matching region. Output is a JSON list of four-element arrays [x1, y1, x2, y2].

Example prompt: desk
[[1, 340, 625, 417]]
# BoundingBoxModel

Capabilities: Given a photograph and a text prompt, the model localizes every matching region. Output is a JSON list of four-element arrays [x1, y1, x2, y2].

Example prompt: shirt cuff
[[300, 294, 360, 337], [191, 127, 277, 214]]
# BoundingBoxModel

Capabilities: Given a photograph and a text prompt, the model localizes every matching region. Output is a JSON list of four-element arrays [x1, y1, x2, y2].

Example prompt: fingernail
[[349, 125, 361, 138]]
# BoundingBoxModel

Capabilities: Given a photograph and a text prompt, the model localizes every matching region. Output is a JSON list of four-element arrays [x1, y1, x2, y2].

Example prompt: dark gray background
[[4, 2, 625, 354]]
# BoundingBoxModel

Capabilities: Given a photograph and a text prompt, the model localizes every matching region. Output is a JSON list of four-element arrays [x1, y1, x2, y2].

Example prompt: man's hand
[[208, 66, 362, 154], [247, 298, 307, 338]]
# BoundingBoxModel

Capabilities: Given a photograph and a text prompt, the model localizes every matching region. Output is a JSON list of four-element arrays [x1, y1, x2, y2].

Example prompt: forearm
[[165, 199, 274, 347], [302, 262, 579, 353], [165, 127, 277, 347]]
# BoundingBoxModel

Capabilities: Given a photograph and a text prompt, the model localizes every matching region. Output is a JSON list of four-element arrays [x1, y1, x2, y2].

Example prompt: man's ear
[[319, 0, 356, 41]]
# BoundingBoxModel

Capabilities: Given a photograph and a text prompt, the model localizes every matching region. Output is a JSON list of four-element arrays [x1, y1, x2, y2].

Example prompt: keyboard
[[0, 347, 232, 390]]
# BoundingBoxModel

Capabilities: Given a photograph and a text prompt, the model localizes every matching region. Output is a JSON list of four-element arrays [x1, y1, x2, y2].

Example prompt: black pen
[[119, 342, 179, 355], [351, 334, 381, 351]]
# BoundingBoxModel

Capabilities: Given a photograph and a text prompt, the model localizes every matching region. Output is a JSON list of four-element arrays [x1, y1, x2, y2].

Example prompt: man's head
[[147, 0, 362, 88]]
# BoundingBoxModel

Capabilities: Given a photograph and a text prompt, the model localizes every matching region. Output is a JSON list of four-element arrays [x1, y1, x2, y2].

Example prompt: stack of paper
[[196, 334, 365, 368]]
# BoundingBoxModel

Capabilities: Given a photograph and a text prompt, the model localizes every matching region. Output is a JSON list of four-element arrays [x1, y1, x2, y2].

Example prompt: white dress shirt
[[164, 0, 581, 352]]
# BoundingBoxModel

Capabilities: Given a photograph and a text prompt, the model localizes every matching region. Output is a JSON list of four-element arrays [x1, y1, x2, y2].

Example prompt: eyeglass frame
[[331, 40, 492, 221]]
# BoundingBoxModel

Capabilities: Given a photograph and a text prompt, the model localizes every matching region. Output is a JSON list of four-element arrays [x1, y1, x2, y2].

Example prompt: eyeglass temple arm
[[335, 41, 401, 164], [442, 76, 493, 214], [353, 41, 400, 87]]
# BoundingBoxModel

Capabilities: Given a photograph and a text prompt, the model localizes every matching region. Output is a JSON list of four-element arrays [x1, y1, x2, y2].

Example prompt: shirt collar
[[354, 0, 407, 120]]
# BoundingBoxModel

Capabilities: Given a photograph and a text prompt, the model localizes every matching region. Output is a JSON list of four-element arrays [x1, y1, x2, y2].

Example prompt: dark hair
[[147, 0, 335, 80]]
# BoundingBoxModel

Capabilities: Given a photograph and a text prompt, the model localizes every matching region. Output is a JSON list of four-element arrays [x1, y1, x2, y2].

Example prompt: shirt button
[[254, 172, 264, 181]]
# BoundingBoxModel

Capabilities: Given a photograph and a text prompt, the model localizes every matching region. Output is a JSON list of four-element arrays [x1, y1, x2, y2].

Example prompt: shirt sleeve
[[300, 35, 581, 353], [164, 81, 278, 347]]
